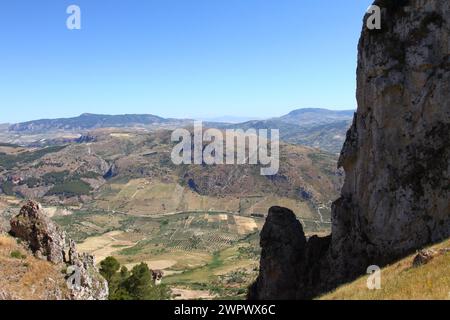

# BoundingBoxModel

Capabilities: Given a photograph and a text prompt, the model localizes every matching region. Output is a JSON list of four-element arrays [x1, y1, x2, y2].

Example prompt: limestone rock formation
[[332, 0, 450, 281], [248, 207, 330, 300], [10, 201, 66, 263], [8, 200, 108, 300], [250, 0, 450, 299], [65, 239, 109, 300]]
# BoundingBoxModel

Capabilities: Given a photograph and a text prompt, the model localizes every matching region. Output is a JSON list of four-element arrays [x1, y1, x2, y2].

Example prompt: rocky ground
[[0, 200, 108, 300]]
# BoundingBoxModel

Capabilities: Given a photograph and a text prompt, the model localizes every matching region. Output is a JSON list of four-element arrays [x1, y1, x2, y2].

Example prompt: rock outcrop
[[10, 201, 66, 264], [248, 207, 330, 299], [65, 239, 109, 300], [8, 200, 108, 300], [250, 0, 450, 299], [412, 247, 450, 267]]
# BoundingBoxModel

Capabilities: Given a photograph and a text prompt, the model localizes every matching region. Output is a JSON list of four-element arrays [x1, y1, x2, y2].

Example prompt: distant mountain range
[[7, 113, 189, 132], [278, 108, 354, 126], [221, 108, 355, 153], [4, 108, 355, 153], [196, 115, 263, 123]]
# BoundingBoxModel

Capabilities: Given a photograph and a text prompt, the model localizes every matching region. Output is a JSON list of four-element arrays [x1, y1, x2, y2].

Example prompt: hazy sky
[[0, 0, 373, 123]]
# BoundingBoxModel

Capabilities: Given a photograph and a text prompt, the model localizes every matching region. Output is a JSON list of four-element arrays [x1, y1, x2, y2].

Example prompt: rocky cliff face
[[250, 0, 450, 299], [8, 200, 108, 300], [331, 0, 449, 284]]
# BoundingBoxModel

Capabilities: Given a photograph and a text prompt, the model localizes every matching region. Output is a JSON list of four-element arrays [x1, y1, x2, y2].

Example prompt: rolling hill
[[0, 128, 343, 220], [2, 108, 354, 153], [0, 111, 349, 299], [222, 108, 354, 153], [0, 126, 344, 298], [278, 108, 354, 126], [8, 113, 189, 133]]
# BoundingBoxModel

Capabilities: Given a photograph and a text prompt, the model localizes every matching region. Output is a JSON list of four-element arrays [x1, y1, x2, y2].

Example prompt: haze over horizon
[[0, 0, 371, 123]]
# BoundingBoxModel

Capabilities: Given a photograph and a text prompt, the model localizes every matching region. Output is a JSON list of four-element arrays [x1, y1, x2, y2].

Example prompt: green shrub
[[46, 179, 92, 197], [99, 257, 171, 300], [0, 181, 14, 196], [42, 171, 70, 185], [0, 153, 18, 169], [10, 250, 26, 259], [160, 220, 169, 228], [207, 252, 223, 270], [0, 146, 66, 170], [23, 177, 40, 188], [100, 256, 120, 282]]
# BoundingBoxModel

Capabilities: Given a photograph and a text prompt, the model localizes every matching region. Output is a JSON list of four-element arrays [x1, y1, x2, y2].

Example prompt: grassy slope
[[0, 234, 69, 300], [320, 238, 450, 300]]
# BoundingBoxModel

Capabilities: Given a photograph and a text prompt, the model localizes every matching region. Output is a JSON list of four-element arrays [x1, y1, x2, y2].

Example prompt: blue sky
[[0, 0, 373, 123]]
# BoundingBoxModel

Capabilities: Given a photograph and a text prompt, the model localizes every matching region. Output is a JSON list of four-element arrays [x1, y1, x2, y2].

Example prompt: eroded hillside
[[0, 128, 343, 221], [0, 127, 344, 299]]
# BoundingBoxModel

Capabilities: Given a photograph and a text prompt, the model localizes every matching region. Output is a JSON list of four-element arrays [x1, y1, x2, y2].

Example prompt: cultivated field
[[52, 207, 328, 299]]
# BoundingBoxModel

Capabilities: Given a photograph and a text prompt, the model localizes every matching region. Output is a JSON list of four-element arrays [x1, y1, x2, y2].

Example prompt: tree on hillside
[[99, 257, 171, 300], [122, 263, 153, 299], [99, 256, 120, 282], [119, 265, 129, 280]]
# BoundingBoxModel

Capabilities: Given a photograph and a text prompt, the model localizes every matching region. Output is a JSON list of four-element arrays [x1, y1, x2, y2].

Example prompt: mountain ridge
[[8, 113, 188, 133], [278, 108, 355, 126], [7, 108, 355, 132], [3, 108, 355, 154]]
